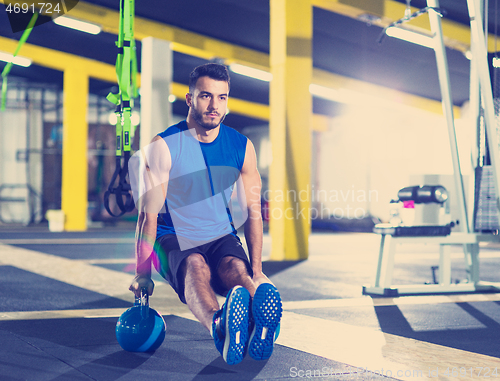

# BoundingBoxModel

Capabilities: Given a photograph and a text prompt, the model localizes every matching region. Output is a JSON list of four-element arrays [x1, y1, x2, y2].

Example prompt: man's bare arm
[[129, 135, 171, 296], [240, 139, 269, 283]]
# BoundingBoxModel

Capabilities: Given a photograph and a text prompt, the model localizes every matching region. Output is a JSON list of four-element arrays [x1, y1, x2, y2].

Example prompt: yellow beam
[[269, 0, 287, 262], [61, 67, 89, 231], [269, 0, 312, 261], [0, 36, 116, 82], [0, 36, 275, 121]]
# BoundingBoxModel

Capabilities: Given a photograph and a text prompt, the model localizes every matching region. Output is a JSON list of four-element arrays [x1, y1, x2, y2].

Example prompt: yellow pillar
[[61, 66, 89, 231], [269, 0, 312, 260]]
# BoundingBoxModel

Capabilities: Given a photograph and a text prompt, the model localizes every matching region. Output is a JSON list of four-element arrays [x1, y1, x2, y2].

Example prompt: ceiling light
[[385, 27, 434, 49], [0, 51, 31, 67], [229, 64, 272, 82], [493, 57, 500, 68], [168, 94, 177, 103], [53, 16, 101, 35]]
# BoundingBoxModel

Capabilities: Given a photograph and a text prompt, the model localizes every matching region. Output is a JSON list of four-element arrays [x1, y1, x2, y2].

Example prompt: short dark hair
[[188, 63, 230, 93]]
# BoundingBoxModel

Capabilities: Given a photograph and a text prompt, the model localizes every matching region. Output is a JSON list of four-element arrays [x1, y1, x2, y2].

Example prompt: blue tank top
[[156, 121, 247, 249]]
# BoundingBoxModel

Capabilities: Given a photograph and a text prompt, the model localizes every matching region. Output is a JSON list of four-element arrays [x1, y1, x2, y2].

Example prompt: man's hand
[[129, 275, 155, 298]]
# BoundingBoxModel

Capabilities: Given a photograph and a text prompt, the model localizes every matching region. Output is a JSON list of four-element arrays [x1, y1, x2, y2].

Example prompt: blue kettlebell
[[116, 288, 166, 352]]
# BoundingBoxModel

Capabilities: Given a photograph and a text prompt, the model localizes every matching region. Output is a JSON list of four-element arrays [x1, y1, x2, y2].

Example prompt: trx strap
[[1, 12, 38, 111], [104, 0, 138, 217]]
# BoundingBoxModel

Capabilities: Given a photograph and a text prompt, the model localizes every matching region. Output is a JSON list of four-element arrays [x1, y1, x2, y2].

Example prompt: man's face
[[187, 76, 229, 130]]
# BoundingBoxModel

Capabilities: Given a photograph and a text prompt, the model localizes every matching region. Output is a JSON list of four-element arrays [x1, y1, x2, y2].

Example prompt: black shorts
[[153, 234, 253, 304]]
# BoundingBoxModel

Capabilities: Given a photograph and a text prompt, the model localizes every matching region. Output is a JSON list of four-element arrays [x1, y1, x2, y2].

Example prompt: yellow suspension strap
[[104, 0, 138, 217], [1, 12, 38, 111]]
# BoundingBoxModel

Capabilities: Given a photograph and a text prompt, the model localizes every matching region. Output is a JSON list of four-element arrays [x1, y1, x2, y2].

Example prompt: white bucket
[[46, 210, 65, 232]]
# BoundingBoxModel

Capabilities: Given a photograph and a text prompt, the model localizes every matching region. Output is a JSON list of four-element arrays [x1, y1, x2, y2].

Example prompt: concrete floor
[[1, 224, 500, 380]]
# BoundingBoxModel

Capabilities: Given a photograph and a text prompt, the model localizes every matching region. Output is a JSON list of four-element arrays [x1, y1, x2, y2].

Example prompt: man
[[129, 63, 282, 365]]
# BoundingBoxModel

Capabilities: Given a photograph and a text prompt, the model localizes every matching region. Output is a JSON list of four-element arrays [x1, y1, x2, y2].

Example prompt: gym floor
[[1, 225, 500, 380]]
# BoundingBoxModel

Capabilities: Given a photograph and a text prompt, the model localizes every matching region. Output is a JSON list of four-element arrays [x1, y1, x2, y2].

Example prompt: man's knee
[[183, 253, 210, 277], [218, 256, 249, 277]]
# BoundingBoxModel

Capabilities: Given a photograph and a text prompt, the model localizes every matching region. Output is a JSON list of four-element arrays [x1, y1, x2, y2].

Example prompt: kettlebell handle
[[134, 287, 149, 319]]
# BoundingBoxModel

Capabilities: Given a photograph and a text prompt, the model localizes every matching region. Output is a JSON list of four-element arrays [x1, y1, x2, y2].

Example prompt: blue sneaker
[[212, 286, 251, 365], [248, 283, 282, 361]]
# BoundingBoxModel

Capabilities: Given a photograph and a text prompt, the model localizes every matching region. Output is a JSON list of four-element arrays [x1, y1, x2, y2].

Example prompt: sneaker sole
[[249, 283, 282, 361], [223, 286, 250, 365]]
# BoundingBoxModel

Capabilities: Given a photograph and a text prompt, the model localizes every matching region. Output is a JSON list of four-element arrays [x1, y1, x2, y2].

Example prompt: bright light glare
[[53, 16, 101, 35], [309, 84, 343, 102], [385, 27, 434, 49], [108, 112, 141, 126], [0, 51, 31, 67], [310, 83, 403, 111], [131, 111, 140, 126], [493, 57, 500, 68], [108, 113, 118, 126], [229, 64, 272, 82], [168, 94, 177, 103]]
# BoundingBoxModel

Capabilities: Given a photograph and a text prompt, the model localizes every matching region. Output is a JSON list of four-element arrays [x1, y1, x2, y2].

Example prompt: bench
[[362, 226, 500, 296]]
